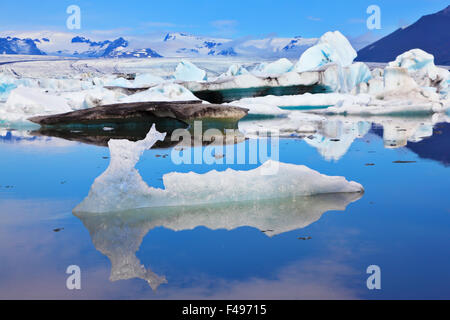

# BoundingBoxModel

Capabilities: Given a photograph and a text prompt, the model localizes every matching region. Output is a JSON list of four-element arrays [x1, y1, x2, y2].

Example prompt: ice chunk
[[119, 83, 199, 103], [295, 31, 357, 72], [173, 60, 207, 82], [74, 125, 363, 213], [253, 58, 294, 75]]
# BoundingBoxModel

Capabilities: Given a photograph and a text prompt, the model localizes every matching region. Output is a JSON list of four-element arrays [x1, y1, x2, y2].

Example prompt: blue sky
[[0, 0, 448, 39]]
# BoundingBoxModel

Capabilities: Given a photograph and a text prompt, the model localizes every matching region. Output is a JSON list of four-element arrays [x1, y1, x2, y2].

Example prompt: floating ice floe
[[294, 31, 357, 72], [173, 60, 207, 82], [74, 125, 363, 213]]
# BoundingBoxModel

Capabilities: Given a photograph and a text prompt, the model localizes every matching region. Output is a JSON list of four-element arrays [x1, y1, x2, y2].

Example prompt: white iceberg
[[0, 87, 73, 124], [388, 49, 449, 93], [253, 58, 294, 75], [74, 191, 362, 288], [133, 73, 165, 87], [173, 60, 207, 82], [228, 101, 288, 116], [75, 125, 363, 213], [119, 83, 199, 103], [294, 31, 357, 72], [104, 77, 134, 88]]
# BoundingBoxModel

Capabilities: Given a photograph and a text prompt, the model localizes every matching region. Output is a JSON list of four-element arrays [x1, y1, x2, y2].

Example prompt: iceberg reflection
[[73, 124, 363, 287], [239, 112, 450, 160], [74, 193, 363, 288]]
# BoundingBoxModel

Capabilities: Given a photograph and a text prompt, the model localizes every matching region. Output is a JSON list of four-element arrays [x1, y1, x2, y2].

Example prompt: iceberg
[[388, 49, 449, 93], [0, 87, 73, 124], [173, 60, 207, 82], [253, 58, 294, 75], [322, 62, 372, 93], [119, 83, 200, 103], [0, 82, 17, 102], [228, 101, 288, 116], [75, 125, 363, 213], [133, 73, 165, 87], [294, 31, 357, 72], [224, 64, 249, 77]]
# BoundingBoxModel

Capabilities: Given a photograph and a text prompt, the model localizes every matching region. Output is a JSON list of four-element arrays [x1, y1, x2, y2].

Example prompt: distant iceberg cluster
[[0, 29, 449, 126]]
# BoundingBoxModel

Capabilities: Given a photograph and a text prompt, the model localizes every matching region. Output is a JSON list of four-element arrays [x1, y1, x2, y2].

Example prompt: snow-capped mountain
[[357, 5, 450, 65], [0, 37, 45, 55], [0, 31, 318, 59]]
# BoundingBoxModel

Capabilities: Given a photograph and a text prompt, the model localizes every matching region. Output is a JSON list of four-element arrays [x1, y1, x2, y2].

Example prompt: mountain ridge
[[357, 5, 450, 65]]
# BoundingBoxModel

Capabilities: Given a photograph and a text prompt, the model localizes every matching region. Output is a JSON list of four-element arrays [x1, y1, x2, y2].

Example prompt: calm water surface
[[0, 117, 449, 299]]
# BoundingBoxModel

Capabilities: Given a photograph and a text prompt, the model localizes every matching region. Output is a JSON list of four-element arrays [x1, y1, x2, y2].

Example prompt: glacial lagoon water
[[0, 117, 449, 299]]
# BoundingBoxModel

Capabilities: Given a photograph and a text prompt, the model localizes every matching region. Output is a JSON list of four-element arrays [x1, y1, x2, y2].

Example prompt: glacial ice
[[74, 125, 363, 213], [173, 60, 207, 82], [294, 31, 357, 72]]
